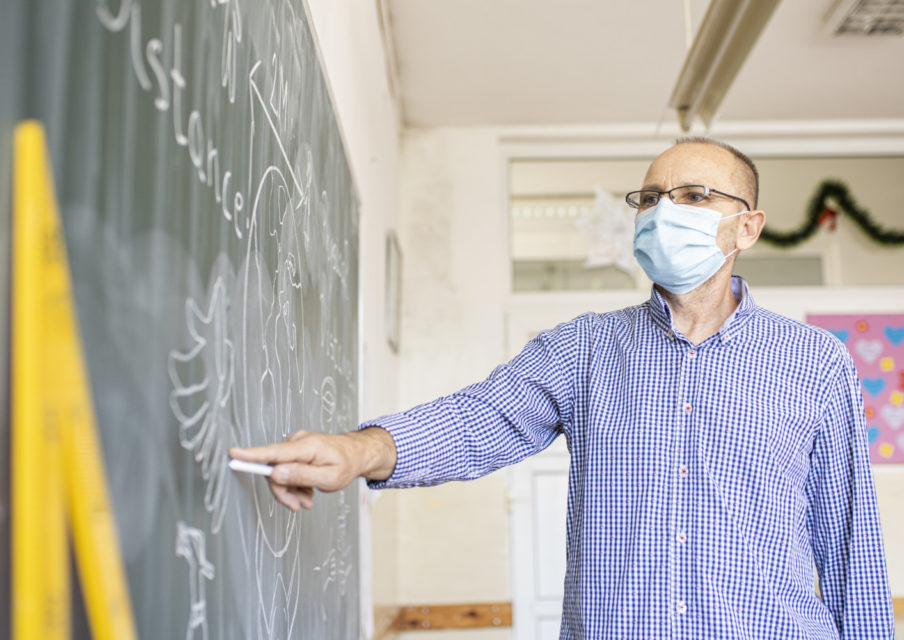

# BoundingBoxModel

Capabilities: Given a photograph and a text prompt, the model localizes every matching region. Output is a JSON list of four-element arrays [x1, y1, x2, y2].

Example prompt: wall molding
[[373, 602, 513, 634], [372, 605, 402, 640]]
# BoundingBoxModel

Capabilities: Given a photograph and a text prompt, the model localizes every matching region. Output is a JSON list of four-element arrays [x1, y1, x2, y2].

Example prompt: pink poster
[[807, 313, 904, 464]]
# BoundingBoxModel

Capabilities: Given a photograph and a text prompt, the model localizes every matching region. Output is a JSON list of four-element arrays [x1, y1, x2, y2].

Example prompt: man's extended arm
[[355, 319, 577, 490], [804, 351, 895, 638], [231, 316, 580, 509]]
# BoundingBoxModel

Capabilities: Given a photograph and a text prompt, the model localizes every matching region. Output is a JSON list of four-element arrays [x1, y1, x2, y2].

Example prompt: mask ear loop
[[722, 210, 750, 258]]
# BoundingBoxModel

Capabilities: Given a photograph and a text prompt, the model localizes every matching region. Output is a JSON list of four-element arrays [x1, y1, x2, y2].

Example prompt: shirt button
[[687, 350, 696, 358], [677, 602, 687, 614], [683, 403, 692, 413], [679, 465, 688, 477], [677, 531, 687, 544]]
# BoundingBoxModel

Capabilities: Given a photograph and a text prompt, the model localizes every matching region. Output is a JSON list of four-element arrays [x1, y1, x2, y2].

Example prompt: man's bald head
[[673, 137, 759, 209]]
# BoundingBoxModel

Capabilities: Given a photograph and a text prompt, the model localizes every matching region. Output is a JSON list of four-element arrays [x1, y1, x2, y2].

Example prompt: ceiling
[[384, 0, 904, 127]]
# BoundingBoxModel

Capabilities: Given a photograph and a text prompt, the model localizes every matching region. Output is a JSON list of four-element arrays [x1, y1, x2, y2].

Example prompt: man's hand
[[228, 427, 397, 512]]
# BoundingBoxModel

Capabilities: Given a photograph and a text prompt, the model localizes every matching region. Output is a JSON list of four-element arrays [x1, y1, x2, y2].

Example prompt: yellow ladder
[[12, 121, 138, 640]]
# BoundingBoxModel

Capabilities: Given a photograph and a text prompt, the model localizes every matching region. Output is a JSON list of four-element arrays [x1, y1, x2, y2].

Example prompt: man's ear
[[737, 210, 766, 250]]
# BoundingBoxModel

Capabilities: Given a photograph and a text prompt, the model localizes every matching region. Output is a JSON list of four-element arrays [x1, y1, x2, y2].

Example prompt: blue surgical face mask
[[632, 197, 747, 295]]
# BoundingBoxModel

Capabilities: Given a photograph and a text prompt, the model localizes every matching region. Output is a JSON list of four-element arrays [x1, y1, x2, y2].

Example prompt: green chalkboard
[[3, 0, 360, 637]]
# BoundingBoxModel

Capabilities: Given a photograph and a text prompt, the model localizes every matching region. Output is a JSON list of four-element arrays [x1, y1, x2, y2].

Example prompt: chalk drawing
[[253, 515, 301, 639], [221, 0, 242, 104], [176, 522, 215, 640], [131, 0, 362, 634], [319, 376, 336, 433], [168, 277, 235, 533], [313, 491, 353, 596]]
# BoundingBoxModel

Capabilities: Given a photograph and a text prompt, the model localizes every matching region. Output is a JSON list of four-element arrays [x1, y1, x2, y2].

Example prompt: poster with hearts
[[807, 314, 904, 464]]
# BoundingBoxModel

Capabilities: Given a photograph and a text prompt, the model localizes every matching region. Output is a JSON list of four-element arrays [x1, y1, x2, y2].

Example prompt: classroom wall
[[391, 126, 904, 639], [304, 0, 402, 631], [394, 128, 511, 639]]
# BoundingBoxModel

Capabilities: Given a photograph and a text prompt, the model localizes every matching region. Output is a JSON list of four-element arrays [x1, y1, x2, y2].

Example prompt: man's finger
[[270, 482, 301, 512], [292, 486, 314, 510], [269, 481, 315, 511], [272, 461, 345, 492], [229, 441, 314, 465]]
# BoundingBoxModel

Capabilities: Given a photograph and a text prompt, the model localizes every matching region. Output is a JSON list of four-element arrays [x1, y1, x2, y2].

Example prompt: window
[[509, 155, 904, 292]]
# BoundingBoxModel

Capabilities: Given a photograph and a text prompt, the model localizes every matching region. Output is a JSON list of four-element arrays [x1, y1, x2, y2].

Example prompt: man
[[231, 139, 895, 638]]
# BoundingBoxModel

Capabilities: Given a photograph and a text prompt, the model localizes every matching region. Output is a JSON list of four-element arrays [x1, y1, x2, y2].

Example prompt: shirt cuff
[[357, 411, 429, 489]]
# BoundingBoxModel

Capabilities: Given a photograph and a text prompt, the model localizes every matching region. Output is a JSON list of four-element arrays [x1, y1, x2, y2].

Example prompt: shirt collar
[[647, 275, 756, 345]]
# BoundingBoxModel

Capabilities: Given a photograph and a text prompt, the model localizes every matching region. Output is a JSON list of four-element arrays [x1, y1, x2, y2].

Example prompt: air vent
[[825, 0, 904, 35]]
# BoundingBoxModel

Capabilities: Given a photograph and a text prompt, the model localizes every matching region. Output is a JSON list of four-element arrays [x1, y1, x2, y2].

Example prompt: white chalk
[[228, 458, 274, 477]]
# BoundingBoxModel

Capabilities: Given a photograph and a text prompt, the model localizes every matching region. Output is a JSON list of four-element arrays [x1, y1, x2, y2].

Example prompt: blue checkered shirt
[[362, 277, 894, 638]]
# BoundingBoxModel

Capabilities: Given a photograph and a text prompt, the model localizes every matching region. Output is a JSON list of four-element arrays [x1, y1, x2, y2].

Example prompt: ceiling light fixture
[[668, 0, 782, 132], [824, 0, 904, 36]]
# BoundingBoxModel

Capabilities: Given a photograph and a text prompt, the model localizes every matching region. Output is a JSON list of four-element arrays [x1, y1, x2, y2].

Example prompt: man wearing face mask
[[232, 138, 895, 638]]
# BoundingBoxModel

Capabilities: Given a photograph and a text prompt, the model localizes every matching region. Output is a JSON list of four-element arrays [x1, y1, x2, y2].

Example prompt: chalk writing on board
[[159, 43, 317, 640], [176, 522, 215, 640], [168, 277, 235, 534], [221, 0, 242, 104], [97, 1, 249, 241], [313, 491, 353, 598], [252, 516, 301, 639], [241, 80, 308, 640], [93, 0, 360, 635], [318, 376, 336, 433]]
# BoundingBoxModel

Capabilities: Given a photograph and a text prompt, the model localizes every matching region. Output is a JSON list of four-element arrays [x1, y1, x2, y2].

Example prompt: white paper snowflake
[[574, 187, 636, 274]]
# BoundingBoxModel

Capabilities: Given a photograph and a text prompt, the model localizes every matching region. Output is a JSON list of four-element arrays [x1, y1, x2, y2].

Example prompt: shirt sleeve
[[804, 349, 895, 638], [358, 318, 579, 489]]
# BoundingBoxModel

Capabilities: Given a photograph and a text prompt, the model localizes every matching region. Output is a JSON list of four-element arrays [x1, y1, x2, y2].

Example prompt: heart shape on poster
[[898, 433, 904, 458], [880, 404, 904, 430], [828, 329, 849, 343], [862, 378, 886, 397], [867, 426, 880, 444], [855, 339, 884, 364], [885, 326, 904, 346]]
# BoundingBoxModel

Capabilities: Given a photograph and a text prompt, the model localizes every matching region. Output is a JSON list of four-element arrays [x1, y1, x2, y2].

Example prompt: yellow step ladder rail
[[12, 121, 138, 640], [12, 118, 69, 640]]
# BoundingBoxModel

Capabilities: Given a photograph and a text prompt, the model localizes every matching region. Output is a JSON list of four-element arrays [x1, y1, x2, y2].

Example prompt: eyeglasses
[[625, 185, 750, 212]]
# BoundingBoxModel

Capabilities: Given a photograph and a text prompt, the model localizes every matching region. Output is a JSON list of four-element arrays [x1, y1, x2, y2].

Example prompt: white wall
[[394, 128, 511, 639], [304, 0, 402, 633]]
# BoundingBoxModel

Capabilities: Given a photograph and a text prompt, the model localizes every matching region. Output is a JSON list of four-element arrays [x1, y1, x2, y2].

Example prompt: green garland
[[760, 179, 904, 247]]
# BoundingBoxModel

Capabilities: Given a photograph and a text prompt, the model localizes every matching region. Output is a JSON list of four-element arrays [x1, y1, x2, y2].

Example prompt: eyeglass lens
[[628, 185, 709, 209]]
